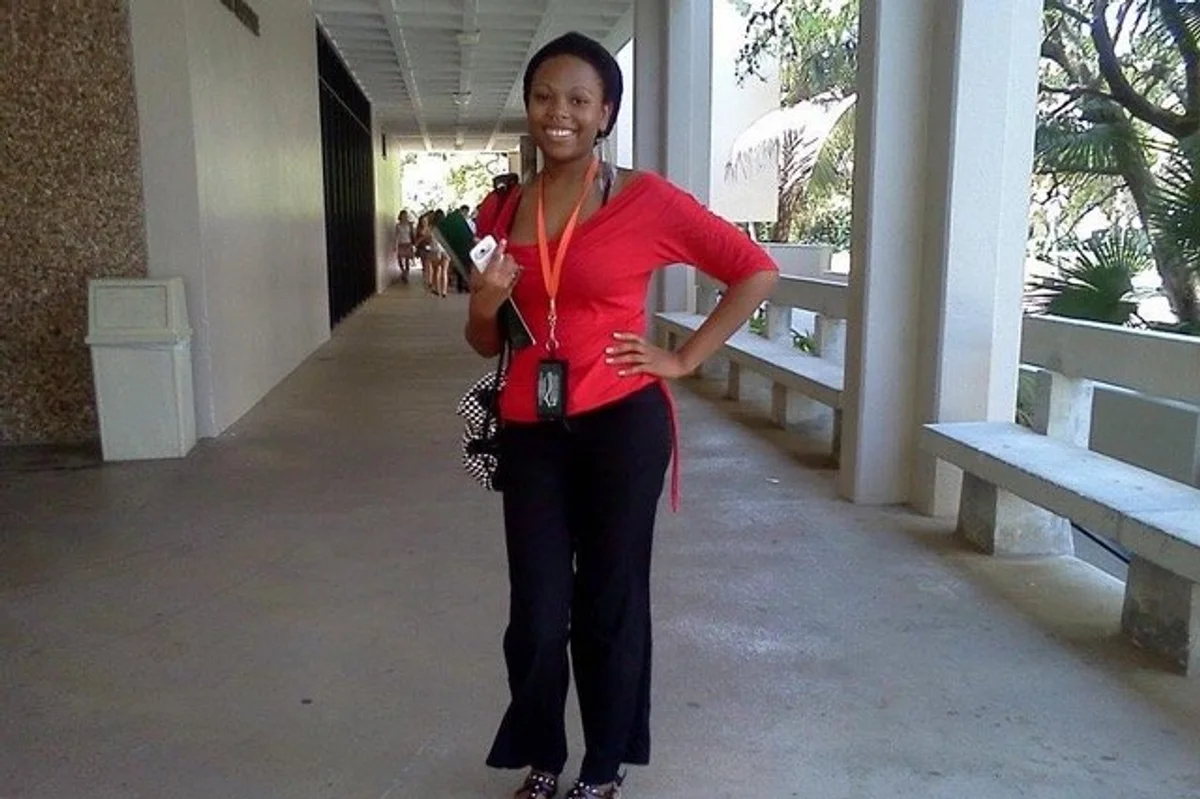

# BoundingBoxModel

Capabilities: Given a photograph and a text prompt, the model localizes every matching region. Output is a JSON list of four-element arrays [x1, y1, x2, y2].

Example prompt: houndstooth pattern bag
[[456, 347, 509, 491]]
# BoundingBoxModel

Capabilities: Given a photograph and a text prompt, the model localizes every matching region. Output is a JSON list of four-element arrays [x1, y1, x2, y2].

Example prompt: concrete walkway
[[2, 285, 1198, 799]]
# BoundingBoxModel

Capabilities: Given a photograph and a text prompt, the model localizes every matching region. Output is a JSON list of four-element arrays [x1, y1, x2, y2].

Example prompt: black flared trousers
[[486, 384, 672, 784]]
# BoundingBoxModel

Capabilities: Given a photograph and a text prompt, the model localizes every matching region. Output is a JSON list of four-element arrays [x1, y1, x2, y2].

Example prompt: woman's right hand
[[469, 240, 521, 317]]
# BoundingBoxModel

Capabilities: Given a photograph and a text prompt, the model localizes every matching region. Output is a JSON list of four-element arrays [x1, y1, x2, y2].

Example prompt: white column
[[633, 0, 668, 176], [665, 0, 712, 202], [610, 41, 635, 169], [634, 0, 712, 315], [518, 135, 538, 183], [838, 0, 1043, 510]]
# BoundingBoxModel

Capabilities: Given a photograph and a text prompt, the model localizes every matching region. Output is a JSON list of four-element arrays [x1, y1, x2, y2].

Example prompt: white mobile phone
[[469, 235, 498, 271]]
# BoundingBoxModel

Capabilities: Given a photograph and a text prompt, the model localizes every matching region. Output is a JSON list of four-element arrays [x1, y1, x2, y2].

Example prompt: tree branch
[[1039, 83, 1118, 104], [1114, 0, 1138, 42], [1091, 0, 1199, 137], [1041, 35, 1086, 85], [1044, 89, 1082, 119], [1047, 0, 1092, 25], [1154, 0, 1200, 125]]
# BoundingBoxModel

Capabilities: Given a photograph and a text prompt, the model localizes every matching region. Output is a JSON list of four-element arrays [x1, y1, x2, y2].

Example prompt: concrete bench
[[922, 421, 1200, 675], [656, 311, 844, 456]]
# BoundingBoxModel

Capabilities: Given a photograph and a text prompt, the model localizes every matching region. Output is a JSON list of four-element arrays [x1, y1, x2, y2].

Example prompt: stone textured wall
[[0, 1, 148, 445]]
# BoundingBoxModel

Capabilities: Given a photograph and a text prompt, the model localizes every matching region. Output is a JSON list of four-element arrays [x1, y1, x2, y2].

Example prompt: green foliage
[[749, 305, 767, 335], [446, 155, 507, 207], [795, 206, 851, 249], [1027, 227, 1151, 323], [736, 0, 1200, 328], [736, 0, 858, 103], [1034, 0, 1200, 326], [748, 303, 818, 352], [731, 4, 857, 246], [792, 329, 816, 353], [400, 152, 508, 214], [794, 103, 854, 248], [1016, 370, 1039, 429], [1147, 135, 1200, 278], [1034, 120, 1139, 178]]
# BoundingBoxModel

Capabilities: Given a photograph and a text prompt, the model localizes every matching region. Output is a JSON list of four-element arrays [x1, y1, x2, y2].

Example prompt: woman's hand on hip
[[469, 240, 521, 317], [606, 332, 691, 380]]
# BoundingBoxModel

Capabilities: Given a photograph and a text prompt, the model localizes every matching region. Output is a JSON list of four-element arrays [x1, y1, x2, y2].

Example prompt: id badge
[[536, 359, 568, 421]]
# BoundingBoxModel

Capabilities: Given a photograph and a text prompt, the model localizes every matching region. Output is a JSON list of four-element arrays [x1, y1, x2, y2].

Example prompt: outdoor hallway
[[2, 285, 1199, 799]]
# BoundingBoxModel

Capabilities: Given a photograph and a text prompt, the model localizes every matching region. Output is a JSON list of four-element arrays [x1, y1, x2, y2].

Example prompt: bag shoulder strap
[[497, 187, 522, 238]]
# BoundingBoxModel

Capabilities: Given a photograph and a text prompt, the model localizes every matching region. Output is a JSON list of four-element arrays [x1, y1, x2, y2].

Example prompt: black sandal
[[564, 772, 624, 799], [515, 770, 559, 799]]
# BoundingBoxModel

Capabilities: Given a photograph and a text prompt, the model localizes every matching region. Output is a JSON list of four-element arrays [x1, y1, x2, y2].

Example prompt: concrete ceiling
[[311, 0, 635, 152]]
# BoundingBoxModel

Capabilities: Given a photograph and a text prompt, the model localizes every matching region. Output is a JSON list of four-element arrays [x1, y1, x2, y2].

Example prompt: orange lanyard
[[536, 157, 599, 352]]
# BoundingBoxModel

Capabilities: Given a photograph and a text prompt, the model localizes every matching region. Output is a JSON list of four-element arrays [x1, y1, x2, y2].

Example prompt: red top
[[479, 171, 777, 424]]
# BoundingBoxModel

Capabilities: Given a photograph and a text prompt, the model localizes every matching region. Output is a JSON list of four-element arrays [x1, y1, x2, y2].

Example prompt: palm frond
[[1146, 134, 1200, 274], [1142, 0, 1200, 61], [806, 104, 855, 199], [1034, 119, 1139, 177], [1181, 3, 1200, 42], [725, 93, 856, 186], [1026, 227, 1149, 323]]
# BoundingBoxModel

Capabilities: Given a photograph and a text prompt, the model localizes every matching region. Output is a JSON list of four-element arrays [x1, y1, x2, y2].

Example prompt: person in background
[[430, 209, 451, 298], [414, 212, 434, 293], [393, 210, 415, 284], [465, 31, 778, 799], [453, 204, 475, 294]]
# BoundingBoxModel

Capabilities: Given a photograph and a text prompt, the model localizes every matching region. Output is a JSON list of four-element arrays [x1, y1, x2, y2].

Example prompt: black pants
[[486, 384, 672, 784]]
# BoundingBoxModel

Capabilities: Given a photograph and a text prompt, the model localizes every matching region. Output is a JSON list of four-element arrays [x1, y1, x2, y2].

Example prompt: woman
[[465, 32, 778, 799], [430, 208, 451, 298], [414, 212, 432, 291], [393, 210, 415, 284]]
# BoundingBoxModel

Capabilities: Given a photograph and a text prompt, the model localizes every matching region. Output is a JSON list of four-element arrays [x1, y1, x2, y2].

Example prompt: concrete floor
[[2, 285, 1199, 799]]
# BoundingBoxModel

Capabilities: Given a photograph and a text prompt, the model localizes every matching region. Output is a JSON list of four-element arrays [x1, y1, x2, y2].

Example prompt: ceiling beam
[[602, 5, 634, 53], [315, 0, 378, 13], [378, 0, 432, 151], [455, 0, 480, 148], [485, 0, 572, 151]]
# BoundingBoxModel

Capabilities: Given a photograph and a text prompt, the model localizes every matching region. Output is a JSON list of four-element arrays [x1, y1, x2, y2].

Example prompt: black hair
[[522, 31, 623, 139]]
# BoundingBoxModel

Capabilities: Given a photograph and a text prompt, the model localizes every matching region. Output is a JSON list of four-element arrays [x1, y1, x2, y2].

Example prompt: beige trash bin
[[85, 277, 196, 461]]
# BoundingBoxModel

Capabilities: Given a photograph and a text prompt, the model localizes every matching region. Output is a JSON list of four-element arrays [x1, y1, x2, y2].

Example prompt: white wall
[[612, 41, 635, 169], [763, 244, 835, 279], [1091, 388, 1200, 487], [375, 125, 401, 290], [708, 0, 779, 222], [129, 0, 329, 438]]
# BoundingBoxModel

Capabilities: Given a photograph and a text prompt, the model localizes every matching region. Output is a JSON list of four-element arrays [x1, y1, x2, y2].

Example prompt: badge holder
[[533, 158, 599, 424], [536, 358, 568, 420]]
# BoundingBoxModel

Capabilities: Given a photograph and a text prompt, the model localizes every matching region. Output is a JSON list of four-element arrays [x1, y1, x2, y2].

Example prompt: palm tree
[[1035, 0, 1200, 330], [725, 93, 856, 242], [1144, 134, 1200, 333], [1034, 119, 1200, 332]]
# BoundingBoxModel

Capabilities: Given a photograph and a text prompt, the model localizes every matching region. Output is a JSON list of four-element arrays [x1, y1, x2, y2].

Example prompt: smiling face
[[526, 54, 612, 165]]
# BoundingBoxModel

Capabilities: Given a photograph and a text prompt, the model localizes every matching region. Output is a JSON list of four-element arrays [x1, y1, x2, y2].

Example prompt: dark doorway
[[317, 27, 375, 327]]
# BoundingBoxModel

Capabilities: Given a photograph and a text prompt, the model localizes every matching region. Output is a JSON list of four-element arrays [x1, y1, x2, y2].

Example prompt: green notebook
[[434, 211, 535, 350], [432, 211, 477, 284]]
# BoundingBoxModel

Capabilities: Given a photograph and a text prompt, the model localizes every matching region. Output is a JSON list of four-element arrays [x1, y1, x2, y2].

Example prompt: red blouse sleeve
[[649, 176, 778, 285]]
